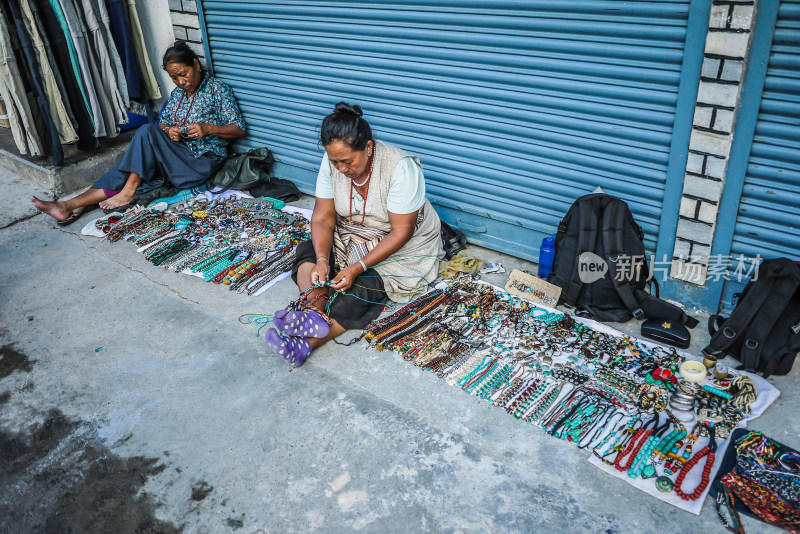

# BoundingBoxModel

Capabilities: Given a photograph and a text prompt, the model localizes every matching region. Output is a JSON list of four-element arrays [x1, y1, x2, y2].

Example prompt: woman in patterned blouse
[[32, 41, 246, 223]]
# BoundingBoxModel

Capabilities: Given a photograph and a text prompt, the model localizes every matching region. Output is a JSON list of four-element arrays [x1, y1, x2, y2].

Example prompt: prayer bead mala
[[673, 424, 717, 500]]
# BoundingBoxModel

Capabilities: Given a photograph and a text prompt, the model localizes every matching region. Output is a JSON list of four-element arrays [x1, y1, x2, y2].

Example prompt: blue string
[[341, 289, 443, 306], [239, 313, 274, 337], [317, 273, 445, 306]]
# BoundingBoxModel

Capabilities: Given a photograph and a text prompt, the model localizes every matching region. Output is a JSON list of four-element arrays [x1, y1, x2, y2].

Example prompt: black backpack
[[703, 258, 800, 377], [548, 193, 698, 328]]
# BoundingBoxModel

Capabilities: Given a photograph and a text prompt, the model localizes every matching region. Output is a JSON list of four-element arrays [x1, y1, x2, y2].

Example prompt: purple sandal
[[273, 309, 331, 338], [265, 328, 312, 367]]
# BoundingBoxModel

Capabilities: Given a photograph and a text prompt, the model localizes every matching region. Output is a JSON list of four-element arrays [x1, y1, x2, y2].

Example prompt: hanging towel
[[105, 0, 141, 100], [34, 0, 96, 150], [19, 0, 78, 144], [125, 0, 161, 100], [0, 3, 43, 155], [3, 0, 64, 165]]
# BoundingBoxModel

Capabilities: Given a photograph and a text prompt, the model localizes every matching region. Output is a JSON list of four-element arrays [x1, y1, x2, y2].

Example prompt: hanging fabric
[[0, 2, 43, 156], [88, 0, 127, 107], [124, 0, 161, 100], [4, 0, 63, 165], [55, 0, 108, 137], [46, 0, 93, 129], [18, 0, 78, 144], [27, 0, 79, 133], [78, 0, 127, 125], [70, 0, 121, 136], [105, 0, 142, 100], [34, 0, 96, 150]]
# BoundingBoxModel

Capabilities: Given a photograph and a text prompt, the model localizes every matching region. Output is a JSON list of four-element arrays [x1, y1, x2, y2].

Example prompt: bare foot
[[99, 191, 135, 210], [31, 196, 71, 222]]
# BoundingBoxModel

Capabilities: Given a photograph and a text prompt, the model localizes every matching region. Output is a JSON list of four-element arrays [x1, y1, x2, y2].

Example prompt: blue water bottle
[[538, 235, 556, 279]]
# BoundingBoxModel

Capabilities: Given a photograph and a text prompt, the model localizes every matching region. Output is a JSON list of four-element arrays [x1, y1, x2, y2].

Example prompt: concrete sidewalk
[[1, 171, 798, 533]]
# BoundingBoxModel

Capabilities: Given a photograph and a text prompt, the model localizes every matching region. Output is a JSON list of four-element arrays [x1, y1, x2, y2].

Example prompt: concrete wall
[[167, 0, 206, 67]]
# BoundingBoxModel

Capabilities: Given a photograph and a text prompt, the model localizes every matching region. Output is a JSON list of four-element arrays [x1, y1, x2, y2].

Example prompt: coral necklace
[[172, 88, 198, 128], [349, 150, 375, 225], [674, 425, 717, 501]]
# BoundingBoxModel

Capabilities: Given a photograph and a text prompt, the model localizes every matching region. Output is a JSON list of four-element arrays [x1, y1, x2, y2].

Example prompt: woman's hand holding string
[[330, 264, 363, 293], [186, 122, 210, 140], [163, 125, 183, 142], [311, 259, 330, 285]]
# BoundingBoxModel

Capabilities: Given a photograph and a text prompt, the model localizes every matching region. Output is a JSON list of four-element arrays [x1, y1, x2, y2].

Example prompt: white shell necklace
[[351, 149, 375, 187]]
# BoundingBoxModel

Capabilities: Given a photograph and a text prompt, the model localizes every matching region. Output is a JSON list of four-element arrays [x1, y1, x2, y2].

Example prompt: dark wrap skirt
[[291, 240, 389, 330], [93, 123, 223, 193]]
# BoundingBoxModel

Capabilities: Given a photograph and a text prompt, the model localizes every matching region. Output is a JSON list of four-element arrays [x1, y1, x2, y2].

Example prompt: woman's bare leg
[[32, 189, 107, 221], [309, 322, 346, 349], [32, 171, 144, 220], [99, 172, 143, 209]]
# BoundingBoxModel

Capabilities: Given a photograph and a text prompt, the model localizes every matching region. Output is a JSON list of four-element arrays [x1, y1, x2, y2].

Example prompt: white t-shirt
[[314, 153, 426, 215]]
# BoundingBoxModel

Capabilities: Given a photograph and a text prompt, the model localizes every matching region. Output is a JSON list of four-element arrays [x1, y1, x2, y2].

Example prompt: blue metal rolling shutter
[[720, 0, 800, 307], [199, 1, 693, 260]]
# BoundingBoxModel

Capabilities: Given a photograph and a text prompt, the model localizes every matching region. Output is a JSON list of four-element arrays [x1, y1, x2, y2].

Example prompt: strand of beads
[[673, 424, 717, 501], [244, 253, 297, 295], [616, 425, 655, 473]]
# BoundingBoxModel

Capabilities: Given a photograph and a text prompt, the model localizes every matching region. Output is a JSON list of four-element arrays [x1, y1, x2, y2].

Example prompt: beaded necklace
[[349, 150, 375, 225], [172, 86, 199, 128], [673, 424, 717, 501]]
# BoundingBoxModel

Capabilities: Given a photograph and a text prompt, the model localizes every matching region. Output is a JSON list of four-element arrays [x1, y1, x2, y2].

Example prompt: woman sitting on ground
[[32, 40, 245, 223], [265, 102, 443, 367]]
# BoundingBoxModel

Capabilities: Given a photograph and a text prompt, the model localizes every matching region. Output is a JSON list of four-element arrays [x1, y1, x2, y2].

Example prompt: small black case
[[641, 318, 691, 349]]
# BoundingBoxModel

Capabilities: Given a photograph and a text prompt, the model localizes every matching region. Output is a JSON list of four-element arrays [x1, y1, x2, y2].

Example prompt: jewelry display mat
[[81, 190, 312, 297], [371, 279, 780, 516], [587, 371, 777, 515], [491, 282, 781, 515], [556, 288, 780, 514]]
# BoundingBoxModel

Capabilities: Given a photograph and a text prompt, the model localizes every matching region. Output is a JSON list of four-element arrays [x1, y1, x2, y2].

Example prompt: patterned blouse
[[156, 74, 245, 159]]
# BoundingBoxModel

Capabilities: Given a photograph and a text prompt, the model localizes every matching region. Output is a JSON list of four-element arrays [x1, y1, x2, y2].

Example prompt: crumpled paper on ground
[[439, 250, 486, 279]]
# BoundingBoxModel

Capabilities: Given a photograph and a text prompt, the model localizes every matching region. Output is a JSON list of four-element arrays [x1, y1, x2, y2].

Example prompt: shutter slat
[[200, 0, 691, 259], [728, 1, 800, 268]]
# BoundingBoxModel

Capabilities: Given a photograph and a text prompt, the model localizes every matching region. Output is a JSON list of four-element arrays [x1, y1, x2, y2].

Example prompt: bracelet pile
[[716, 431, 800, 533], [101, 196, 310, 295]]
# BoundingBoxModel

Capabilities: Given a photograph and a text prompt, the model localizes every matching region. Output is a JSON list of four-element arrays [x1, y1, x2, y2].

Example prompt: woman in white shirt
[[265, 102, 443, 367]]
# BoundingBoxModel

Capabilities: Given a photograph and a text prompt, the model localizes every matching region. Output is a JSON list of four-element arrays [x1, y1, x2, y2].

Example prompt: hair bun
[[333, 102, 363, 118]]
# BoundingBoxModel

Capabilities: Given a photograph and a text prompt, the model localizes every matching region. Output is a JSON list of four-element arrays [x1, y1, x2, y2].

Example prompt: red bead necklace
[[615, 427, 653, 471], [349, 150, 375, 225], [674, 425, 717, 500], [172, 88, 198, 129]]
